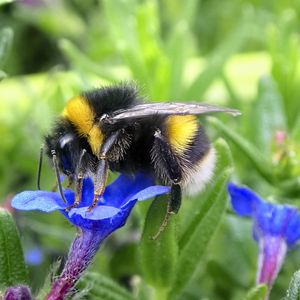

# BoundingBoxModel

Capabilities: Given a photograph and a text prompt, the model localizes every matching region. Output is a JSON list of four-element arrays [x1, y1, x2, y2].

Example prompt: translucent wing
[[109, 102, 240, 122]]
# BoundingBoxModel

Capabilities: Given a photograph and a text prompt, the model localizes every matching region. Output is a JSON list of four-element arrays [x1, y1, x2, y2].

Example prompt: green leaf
[[0, 208, 28, 289], [58, 39, 124, 82], [251, 76, 286, 155], [102, 0, 149, 86], [139, 195, 178, 290], [0, 28, 13, 68], [184, 22, 250, 100], [167, 22, 189, 99], [170, 167, 232, 298], [78, 272, 135, 300], [208, 116, 275, 184], [109, 243, 139, 280], [179, 138, 232, 248], [283, 270, 300, 300], [244, 284, 268, 300]]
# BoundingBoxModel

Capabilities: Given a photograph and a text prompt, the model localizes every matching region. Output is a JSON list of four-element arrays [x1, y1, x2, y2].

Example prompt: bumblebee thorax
[[62, 96, 103, 155]]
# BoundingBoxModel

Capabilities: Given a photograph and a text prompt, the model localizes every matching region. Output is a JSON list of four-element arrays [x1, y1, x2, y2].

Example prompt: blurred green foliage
[[1, 0, 300, 299]]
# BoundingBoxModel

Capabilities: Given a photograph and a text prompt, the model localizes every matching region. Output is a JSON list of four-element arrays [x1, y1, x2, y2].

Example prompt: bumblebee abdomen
[[179, 125, 216, 196], [165, 115, 198, 154], [182, 147, 216, 196]]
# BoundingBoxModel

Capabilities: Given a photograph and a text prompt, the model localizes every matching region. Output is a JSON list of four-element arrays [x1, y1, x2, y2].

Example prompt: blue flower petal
[[77, 178, 94, 207], [254, 200, 273, 234], [270, 206, 294, 235], [65, 199, 137, 232], [12, 191, 69, 212], [228, 182, 261, 216], [125, 185, 170, 204], [285, 211, 300, 245], [103, 172, 155, 207], [68, 205, 121, 220]]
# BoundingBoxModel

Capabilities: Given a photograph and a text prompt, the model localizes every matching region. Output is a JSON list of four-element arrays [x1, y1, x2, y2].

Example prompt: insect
[[39, 83, 240, 238]]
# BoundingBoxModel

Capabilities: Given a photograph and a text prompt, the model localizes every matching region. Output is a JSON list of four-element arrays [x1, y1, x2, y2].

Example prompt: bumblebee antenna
[[51, 150, 67, 203], [37, 145, 44, 190]]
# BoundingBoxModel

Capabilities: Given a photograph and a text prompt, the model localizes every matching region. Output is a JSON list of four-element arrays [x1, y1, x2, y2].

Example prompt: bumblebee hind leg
[[151, 129, 182, 239]]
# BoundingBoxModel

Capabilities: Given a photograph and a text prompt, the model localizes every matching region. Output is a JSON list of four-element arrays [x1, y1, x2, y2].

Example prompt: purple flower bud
[[4, 285, 32, 300]]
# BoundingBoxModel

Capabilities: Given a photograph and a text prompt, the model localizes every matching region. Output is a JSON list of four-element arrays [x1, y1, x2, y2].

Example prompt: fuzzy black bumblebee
[[41, 83, 239, 237]]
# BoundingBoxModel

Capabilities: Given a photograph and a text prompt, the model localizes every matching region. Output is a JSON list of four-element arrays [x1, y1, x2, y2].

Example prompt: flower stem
[[46, 228, 103, 300]]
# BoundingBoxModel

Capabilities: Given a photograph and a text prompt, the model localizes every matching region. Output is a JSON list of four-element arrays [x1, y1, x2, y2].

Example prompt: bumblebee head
[[44, 120, 79, 176]]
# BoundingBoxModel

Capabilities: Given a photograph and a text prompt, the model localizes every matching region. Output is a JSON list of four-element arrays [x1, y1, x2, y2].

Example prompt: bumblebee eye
[[59, 134, 74, 149]]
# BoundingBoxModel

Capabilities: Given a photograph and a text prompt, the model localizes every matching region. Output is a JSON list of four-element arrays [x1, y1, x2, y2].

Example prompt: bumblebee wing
[[110, 102, 240, 121]]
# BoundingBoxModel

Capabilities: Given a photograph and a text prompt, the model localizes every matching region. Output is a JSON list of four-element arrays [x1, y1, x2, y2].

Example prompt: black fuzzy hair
[[82, 83, 143, 118]]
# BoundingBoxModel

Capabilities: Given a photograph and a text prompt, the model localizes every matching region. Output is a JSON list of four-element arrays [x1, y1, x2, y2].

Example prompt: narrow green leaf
[[79, 272, 135, 300], [167, 23, 188, 99], [179, 138, 232, 247], [109, 243, 138, 280], [244, 284, 268, 300], [58, 39, 123, 82], [0, 208, 28, 289], [0, 28, 13, 68], [139, 195, 178, 290], [283, 270, 300, 300], [170, 167, 232, 298], [102, 0, 149, 85], [135, 1, 170, 99], [251, 76, 286, 155], [277, 177, 300, 197], [184, 22, 250, 100], [208, 116, 275, 183]]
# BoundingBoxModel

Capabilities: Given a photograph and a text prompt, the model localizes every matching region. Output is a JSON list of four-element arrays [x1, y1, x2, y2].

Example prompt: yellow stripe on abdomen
[[165, 115, 198, 154], [62, 96, 103, 155]]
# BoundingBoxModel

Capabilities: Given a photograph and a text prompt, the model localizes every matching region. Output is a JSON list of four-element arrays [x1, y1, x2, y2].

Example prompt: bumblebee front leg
[[88, 159, 109, 211], [66, 149, 86, 211], [88, 130, 121, 211], [151, 129, 182, 239]]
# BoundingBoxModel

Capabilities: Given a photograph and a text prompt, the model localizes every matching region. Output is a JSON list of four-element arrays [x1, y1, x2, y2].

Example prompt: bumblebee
[[40, 83, 239, 237]]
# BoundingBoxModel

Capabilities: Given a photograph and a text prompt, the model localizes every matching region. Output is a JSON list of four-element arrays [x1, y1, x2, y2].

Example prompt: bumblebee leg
[[151, 130, 182, 239], [88, 159, 109, 211], [65, 176, 84, 211], [66, 149, 87, 211], [66, 175, 74, 188], [37, 145, 44, 190], [88, 130, 121, 211]]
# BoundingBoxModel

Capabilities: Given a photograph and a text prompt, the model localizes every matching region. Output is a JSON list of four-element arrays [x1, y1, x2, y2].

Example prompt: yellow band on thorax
[[62, 96, 103, 155], [166, 115, 198, 154]]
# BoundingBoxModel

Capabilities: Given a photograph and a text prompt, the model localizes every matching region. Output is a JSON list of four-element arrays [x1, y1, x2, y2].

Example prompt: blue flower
[[228, 182, 300, 293], [228, 182, 300, 246], [25, 247, 44, 266], [12, 172, 170, 238], [13, 172, 170, 300]]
